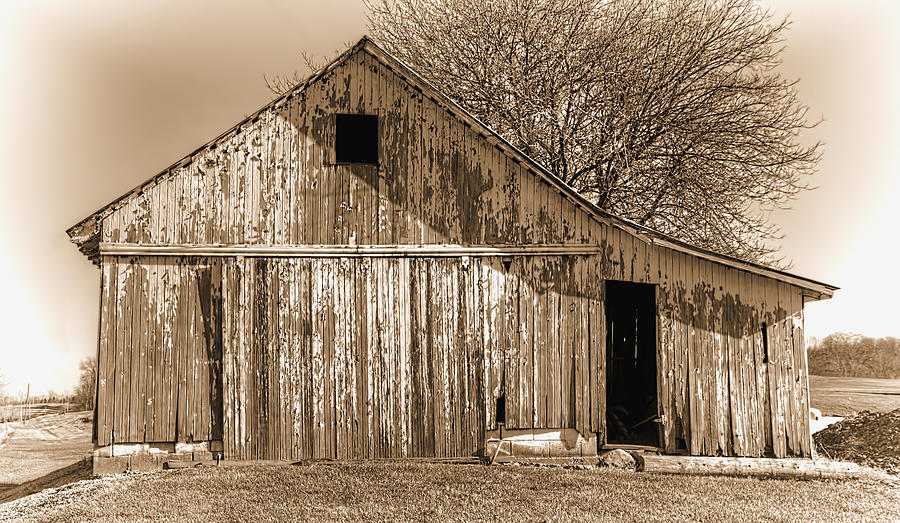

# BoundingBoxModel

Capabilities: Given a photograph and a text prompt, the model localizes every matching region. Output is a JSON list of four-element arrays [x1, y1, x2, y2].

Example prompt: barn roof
[[66, 36, 837, 300]]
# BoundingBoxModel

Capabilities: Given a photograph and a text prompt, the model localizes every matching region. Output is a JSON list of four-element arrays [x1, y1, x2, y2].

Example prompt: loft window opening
[[335, 113, 378, 165]]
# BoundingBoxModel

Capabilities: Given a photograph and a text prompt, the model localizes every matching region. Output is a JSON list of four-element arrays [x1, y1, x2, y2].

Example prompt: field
[[808, 375, 900, 416], [2, 462, 899, 522], [0, 411, 93, 503]]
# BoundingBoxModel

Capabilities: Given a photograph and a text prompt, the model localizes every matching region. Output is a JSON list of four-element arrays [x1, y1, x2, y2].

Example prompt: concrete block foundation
[[92, 441, 222, 475]]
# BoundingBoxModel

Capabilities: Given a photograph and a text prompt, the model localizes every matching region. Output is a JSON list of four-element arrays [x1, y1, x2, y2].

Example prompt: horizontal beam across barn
[[98, 242, 603, 258]]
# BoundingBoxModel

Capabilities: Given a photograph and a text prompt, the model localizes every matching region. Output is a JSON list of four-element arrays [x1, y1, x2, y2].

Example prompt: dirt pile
[[814, 409, 900, 475]]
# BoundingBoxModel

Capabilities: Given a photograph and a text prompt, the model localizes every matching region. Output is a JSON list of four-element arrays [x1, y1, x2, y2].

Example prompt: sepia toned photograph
[[1, 0, 898, 520]]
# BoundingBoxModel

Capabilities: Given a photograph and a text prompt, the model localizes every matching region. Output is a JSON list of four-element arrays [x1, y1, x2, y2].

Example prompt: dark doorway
[[605, 281, 659, 447]]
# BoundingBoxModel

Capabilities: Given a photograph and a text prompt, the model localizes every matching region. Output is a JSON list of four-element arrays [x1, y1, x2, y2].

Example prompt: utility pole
[[20, 384, 30, 423]]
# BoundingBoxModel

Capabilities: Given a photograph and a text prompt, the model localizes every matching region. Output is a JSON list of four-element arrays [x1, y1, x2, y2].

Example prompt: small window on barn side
[[761, 322, 769, 363], [335, 113, 378, 164]]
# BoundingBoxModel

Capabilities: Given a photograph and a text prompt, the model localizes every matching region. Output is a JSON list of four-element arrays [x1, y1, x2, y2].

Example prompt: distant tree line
[[808, 333, 900, 379], [0, 357, 96, 411]]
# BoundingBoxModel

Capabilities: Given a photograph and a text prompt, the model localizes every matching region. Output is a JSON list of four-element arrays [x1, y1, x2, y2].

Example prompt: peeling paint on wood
[[84, 43, 819, 461]]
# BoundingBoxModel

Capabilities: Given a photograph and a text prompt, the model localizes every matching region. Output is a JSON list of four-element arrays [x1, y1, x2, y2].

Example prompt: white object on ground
[[810, 416, 844, 434]]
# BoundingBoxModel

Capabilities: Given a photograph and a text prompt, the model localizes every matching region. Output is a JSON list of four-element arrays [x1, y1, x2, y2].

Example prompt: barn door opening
[[605, 281, 659, 447]]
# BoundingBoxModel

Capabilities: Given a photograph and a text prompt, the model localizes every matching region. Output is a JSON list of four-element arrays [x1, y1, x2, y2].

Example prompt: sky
[[0, 1, 897, 397]]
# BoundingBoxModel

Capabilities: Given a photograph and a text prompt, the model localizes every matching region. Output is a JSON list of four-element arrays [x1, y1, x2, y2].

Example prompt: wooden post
[[21, 384, 30, 422]]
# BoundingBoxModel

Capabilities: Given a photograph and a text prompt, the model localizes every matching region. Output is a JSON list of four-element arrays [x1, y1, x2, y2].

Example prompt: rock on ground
[[598, 449, 635, 470]]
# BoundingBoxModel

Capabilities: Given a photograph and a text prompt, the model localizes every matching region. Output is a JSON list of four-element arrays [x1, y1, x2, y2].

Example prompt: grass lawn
[[809, 375, 900, 416], [2, 462, 898, 522]]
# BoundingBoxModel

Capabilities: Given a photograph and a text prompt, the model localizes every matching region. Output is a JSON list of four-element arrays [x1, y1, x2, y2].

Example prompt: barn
[[67, 37, 836, 470]]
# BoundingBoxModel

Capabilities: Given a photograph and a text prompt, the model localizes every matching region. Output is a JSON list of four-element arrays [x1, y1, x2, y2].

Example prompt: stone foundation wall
[[93, 441, 223, 474]]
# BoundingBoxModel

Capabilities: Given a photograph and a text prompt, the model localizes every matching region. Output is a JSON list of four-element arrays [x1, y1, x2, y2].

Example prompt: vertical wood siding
[[651, 246, 809, 457], [96, 256, 221, 446], [92, 45, 812, 458], [100, 50, 564, 249], [217, 255, 601, 460]]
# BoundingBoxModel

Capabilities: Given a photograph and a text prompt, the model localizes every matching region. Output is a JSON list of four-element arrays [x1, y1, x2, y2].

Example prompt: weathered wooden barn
[[68, 37, 836, 467]]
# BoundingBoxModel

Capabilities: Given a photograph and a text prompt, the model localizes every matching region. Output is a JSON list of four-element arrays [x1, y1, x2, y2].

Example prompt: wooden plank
[[112, 259, 127, 442], [591, 259, 604, 435], [261, 110, 275, 244], [746, 273, 761, 456], [532, 257, 545, 428], [655, 250, 670, 451], [236, 257, 247, 458], [766, 278, 786, 457], [220, 259, 233, 458], [285, 96, 298, 245], [96, 258, 114, 446], [100, 243, 604, 257], [579, 256, 591, 437], [163, 259, 177, 443], [135, 262, 149, 442], [201, 258, 213, 443], [547, 257, 560, 428], [401, 258, 412, 456], [702, 260, 718, 455], [457, 259, 469, 455], [245, 259, 256, 459], [275, 261, 286, 460], [287, 260, 297, 460], [123, 258, 138, 441], [794, 290, 812, 457], [782, 282, 799, 456], [422, 259, 436, 457], [351, 258, 361, 458], [688, 260, 711, 454], [171, 259, 184, 443], [409, 259, 422, 455], [559, 257, 571, 431], [440, 259, 452, 455], [158, 258, 171, 442], [192, 259, 204, 443], [337, 259, 348, 459], [650, 268, 664, 452], [227, 258, 238, 458], [449, 260, 461, 455], [639, 455, 862, 479], [286, 261, 297, 459], [353, 258, 367, 458], [519, 259, 532, 429], [148, 260, 161, 441], [364, 257, 376, 458], [572, 257, 584, 436], [392, 258, 403, 457], [710, 262, 725, 454], [751, 274, 771, 454], [302, 259, 314, 459], [728, 268, 745, 456]]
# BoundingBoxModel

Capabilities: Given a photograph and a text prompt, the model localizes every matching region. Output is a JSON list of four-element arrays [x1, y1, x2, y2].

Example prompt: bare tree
[[73, 357, 97, 411], [0, 370, 7, 405], [366, 0, 820, 265]]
